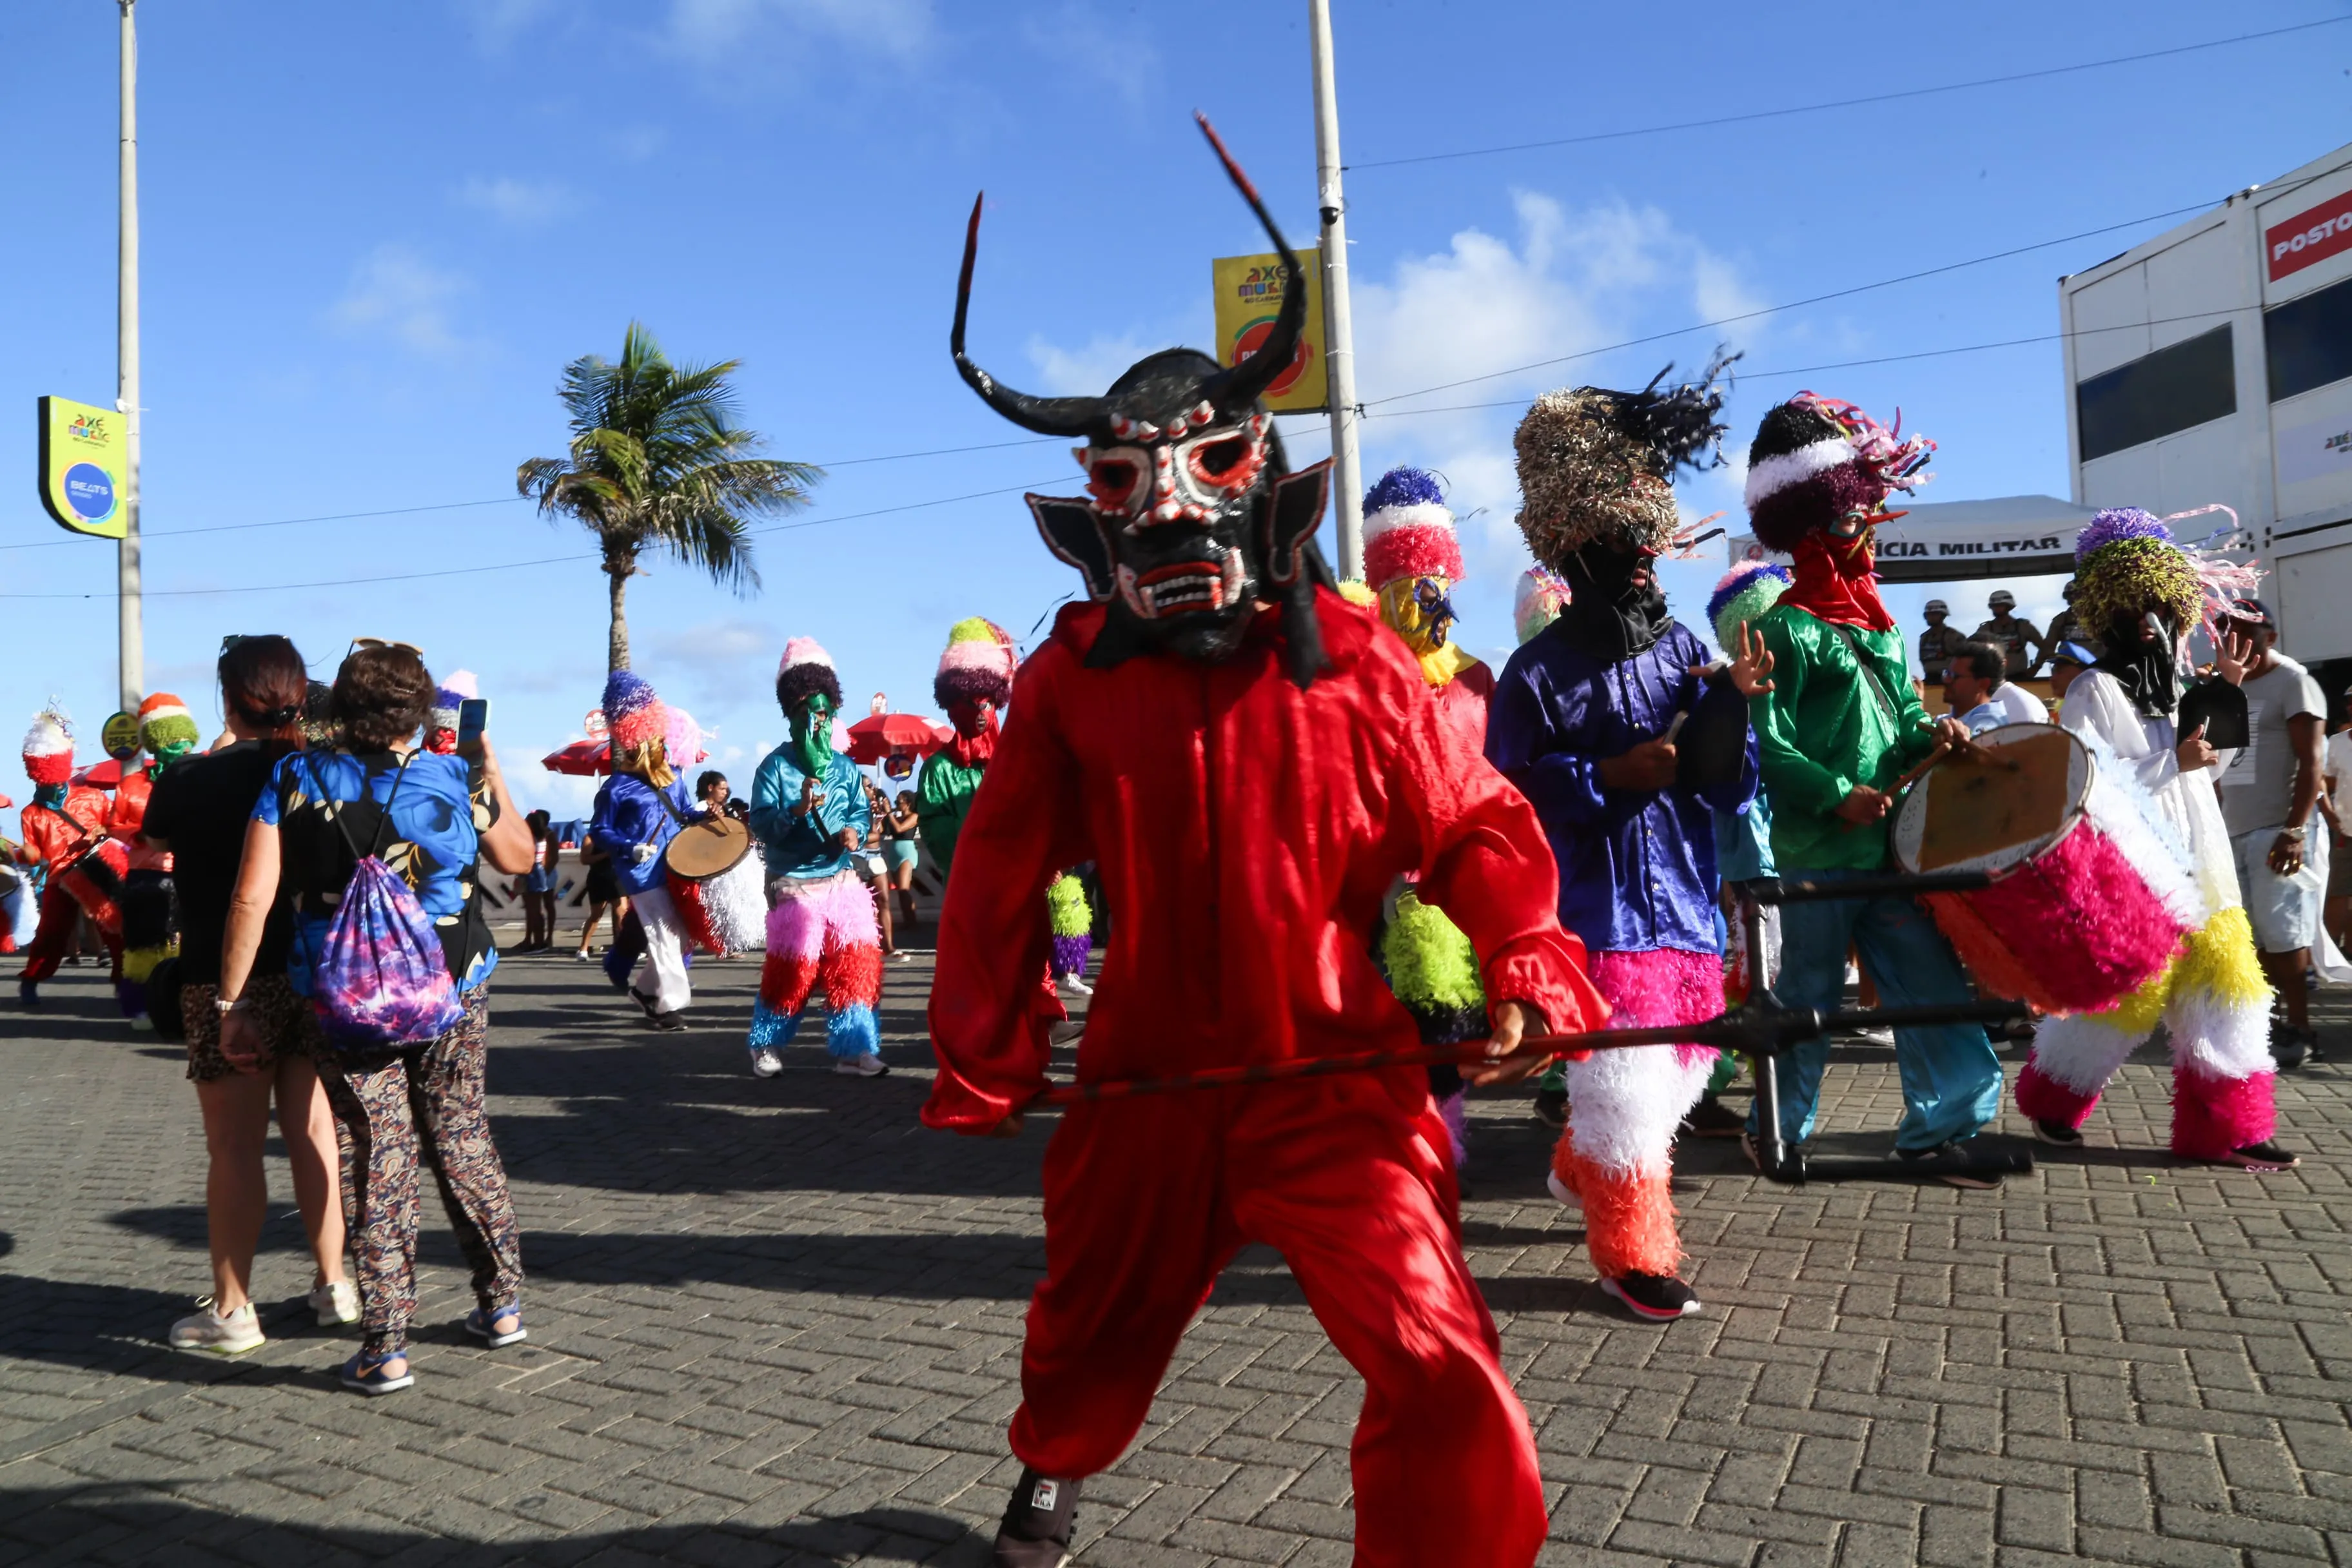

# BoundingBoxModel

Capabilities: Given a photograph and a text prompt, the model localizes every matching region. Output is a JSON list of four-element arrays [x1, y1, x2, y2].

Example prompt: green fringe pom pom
[[1046, 872, 1092, 938], [1380, 890, 1485, 1012]]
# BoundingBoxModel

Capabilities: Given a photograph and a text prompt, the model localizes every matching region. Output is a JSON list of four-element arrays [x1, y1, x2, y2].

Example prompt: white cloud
[[457, 175, 574, 226], [609, 125, 668, 164], [329, 245, 474, 357]]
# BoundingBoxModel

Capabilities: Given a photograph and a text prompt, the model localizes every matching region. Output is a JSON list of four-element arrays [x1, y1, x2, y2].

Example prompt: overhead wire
[[1346, 18, 2352, 171]]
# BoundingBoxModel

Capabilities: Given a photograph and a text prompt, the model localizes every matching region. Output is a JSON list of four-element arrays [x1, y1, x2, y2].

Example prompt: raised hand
[[2213, 627, 2253, 685], [2176, 720, 2217, 772]]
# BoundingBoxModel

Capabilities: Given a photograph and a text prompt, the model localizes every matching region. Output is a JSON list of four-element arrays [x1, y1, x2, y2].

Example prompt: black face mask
[[1554, 540, 1672, 661], [2095, 609, 2180, 719]]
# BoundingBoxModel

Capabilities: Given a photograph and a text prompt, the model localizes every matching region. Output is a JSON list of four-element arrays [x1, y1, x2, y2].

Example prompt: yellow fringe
[[2173, 906, 2271, 1011]]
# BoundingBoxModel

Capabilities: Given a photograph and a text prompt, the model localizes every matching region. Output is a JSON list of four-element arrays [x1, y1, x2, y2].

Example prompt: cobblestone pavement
[[2, 946, 2349, 1567]]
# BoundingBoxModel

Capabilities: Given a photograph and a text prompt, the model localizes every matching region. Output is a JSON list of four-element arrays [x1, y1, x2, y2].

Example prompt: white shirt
[[2327, 729, 2352, 829], [1957, 682, 2050, 734], [2059, 669, 2237, 920]]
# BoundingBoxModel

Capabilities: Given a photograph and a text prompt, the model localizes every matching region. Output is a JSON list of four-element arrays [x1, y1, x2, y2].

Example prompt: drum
[[1890, 723, 2198, 1014], [661, 815, 763, 956]]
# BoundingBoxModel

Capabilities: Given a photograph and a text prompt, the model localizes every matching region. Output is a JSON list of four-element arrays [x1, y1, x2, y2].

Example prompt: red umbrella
[[541, 740, 612, 776], [71, 759, 125, 789], [845, 712, 947, 765]]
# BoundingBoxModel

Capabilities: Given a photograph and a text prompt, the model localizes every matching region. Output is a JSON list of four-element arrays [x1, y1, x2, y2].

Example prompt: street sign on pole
[[36, 397, 131, 539], [1212, 251, 1328, 413], [1307, 0, 1364, 580]]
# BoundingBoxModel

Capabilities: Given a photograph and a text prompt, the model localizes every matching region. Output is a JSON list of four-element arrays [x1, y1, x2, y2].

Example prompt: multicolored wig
[[1743, 392, 1934, 553], [1361, 467, 1464, 589], [932, 617, 1016, 709], [776, 638, 844, 714], [1512, 566, 1569, 645], [1705, 561, 1790, 651], [136, 693, 201, 760], [2069, 506, 2260, 641], [21, 703, 73, 787]]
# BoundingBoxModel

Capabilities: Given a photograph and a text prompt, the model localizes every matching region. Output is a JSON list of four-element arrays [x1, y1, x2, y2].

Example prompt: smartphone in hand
[[458, 698, 490, 756]]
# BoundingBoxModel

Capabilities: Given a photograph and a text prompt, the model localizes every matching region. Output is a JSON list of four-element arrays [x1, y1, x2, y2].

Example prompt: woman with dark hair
[[215, 641, 536, 1394], [143, 636, 355, 1355]]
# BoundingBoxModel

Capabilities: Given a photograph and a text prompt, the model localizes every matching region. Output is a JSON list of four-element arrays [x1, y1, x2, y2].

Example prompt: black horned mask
[[951, 113, 1335, 685]]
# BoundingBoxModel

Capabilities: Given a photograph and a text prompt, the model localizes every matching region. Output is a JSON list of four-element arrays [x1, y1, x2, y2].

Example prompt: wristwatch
[[214, 995, 250, 1015], [2281, 825, 2309, 843]]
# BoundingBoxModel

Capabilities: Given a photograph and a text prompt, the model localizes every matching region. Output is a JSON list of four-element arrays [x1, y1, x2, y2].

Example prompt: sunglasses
[[345, 637, 424, 662]]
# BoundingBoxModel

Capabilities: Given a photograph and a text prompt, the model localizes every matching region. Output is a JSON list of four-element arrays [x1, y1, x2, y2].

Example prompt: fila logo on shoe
[[1031, 1479, 1060, 1511]]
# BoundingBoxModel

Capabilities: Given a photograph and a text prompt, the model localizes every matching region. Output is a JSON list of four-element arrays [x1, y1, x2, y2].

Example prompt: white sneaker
[[750, 1047, 784, 1078], [1059, 974, 1094, 997], [1545, 1170, 1582, 1210], [833, 1054, 890, 1077], [170, 1299, 264, 1355], [309, 1279, 360, 1327]]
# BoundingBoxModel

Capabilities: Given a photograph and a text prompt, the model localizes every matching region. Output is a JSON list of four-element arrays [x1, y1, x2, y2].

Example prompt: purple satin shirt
[[1485, 618, 1758, 956]]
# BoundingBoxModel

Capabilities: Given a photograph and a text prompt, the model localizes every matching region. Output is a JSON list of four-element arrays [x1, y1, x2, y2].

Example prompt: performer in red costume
[[15, 705, 127, 1009], [925, 119, 1607, 1568]]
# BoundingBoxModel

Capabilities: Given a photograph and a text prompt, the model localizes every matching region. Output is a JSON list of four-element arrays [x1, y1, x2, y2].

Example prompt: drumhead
[[662, 814, 753, 881], [1891, 722, 2092, 877]]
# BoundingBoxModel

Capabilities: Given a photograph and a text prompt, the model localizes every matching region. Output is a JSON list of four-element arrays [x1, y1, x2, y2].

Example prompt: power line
[[0, 479, 1066, 600], [1348, 18, 2352, 172]]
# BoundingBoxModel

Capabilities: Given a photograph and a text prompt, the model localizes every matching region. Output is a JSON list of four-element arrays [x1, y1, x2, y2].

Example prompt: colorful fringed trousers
[[1549, 946, 1721, 1280], [19, 845, 127, 990], [750, 868, 882, 1061], [2015, 906, 2276, 1160], [118, 867, 177, 1019], [1046, 871, 1092, 981]]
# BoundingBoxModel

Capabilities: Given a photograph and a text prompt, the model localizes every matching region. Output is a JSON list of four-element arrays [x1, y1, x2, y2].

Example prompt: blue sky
[[5, 1, 2349, 820]]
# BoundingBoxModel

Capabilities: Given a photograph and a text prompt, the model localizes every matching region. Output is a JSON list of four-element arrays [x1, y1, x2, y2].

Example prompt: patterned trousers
[[321, 987, 524, 1356], [749, 869, 882, 1059]]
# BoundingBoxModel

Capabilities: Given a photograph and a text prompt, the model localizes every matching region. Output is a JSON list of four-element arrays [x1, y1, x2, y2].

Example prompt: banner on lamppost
[[37, 395, 129, 540], [1212, 250, 1328, 414]]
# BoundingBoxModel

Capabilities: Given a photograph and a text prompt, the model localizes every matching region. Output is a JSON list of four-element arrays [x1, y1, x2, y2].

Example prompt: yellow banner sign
[[1212, 250, 1328, 414], [37, 395, 128, 540]]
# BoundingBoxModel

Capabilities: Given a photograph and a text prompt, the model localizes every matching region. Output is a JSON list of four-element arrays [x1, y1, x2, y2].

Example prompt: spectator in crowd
[[1970, 589, 2046, 681], [146, 636, 355, 1356], [697, 770, 731, 814], [2216, 600, 2328, 1068], [1916, 599, 1963, 690], [1943, 641, 2050, 734], [2046, 640, 2097, 706], [861, 776, 897, 960], [881, 787, 922, 934], [217, 641, 536, 1395], [574, 837, 622, 962], [516, 809, 555, 952], [2325, 687, 2352, 954], [2038, 580, 2099, 672]]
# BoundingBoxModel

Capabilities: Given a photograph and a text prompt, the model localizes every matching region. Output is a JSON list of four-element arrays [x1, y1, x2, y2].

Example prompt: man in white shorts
[[2217, 599, 2327, 1068]]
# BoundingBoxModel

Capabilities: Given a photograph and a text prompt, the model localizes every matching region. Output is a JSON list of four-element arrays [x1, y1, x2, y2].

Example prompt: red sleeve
[[1382, 643, 1607, 1041], [922, 648, 1090, 1132]]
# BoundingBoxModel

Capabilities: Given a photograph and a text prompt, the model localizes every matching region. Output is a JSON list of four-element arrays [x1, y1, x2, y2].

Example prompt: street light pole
[[117, 0, 144, 712], [1307, 0, 1363, 580]]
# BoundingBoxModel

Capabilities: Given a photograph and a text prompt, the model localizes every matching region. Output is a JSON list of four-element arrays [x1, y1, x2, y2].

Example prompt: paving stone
[[1, 960, 2348, 1563]]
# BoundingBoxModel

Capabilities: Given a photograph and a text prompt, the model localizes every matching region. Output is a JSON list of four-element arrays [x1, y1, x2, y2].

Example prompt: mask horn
[[952, 192, 1110, 437], [1193, 113, 1308, 411]]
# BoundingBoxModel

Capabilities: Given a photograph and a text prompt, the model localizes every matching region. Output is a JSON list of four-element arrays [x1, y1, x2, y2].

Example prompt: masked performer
[[1046, 871, 1093, 996], [2014, 509, 2293, 1168], [747, 638, 887, 1080], [588, 671, 695, 1032], [1484, 371, 1762, 1321], [15, 705, 126, 1008], [924, 119, 1605, 1568], [1349, 469, 1496, 1173], [915, 617, 1017, 885], [112, 692, 202, 1023], [424, 671, 480, 755], [1739, 393, 2004, 1181]]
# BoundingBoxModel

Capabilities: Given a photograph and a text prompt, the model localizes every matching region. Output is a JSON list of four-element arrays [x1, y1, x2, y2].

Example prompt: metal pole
[[117, 0, 143, 714], [1306, 0, 1364, 579]]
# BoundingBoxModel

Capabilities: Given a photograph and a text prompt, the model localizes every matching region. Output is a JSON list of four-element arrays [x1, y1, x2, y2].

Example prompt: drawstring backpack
[[308, 752, 466, 1051]]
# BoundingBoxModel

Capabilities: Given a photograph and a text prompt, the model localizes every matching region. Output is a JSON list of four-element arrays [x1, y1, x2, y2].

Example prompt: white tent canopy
[[1726, 493, 2099, 583]]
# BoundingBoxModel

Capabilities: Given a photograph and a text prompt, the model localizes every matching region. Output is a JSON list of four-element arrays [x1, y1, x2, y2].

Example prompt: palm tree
[[518, 322, 821, 672]]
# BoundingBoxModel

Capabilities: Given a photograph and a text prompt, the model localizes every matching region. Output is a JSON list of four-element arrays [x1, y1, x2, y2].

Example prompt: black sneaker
[[992, 1467, 1079, 1568], [17, 980, 38, 1010], [1680, 1095, 1746, 1139], [2215, 1141, 2300, 1171], [1533, 1086, 1567, 1130], [1601, 1271, 1700, 1322], [627, 986, 660, 1019], [2271, 1027, 2315, 1071], [648, 1010, 689, 1034], [1895, 1141, 2003, 1189], [2031, 1118, 2083, 1148]]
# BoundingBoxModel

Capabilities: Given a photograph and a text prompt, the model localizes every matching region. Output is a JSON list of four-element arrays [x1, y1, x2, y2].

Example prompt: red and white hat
[[1360, 467, 1464, 590], [21, 704, 73, 787]]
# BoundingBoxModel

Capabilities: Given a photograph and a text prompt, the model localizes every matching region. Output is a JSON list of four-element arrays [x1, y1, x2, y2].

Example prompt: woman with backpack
[[144, 636, 355, 1357], [215, 642, 536, 1395]]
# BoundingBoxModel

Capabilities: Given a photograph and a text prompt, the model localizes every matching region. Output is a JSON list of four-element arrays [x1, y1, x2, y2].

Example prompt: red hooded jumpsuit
[[924, 591, 1606, 1568]]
